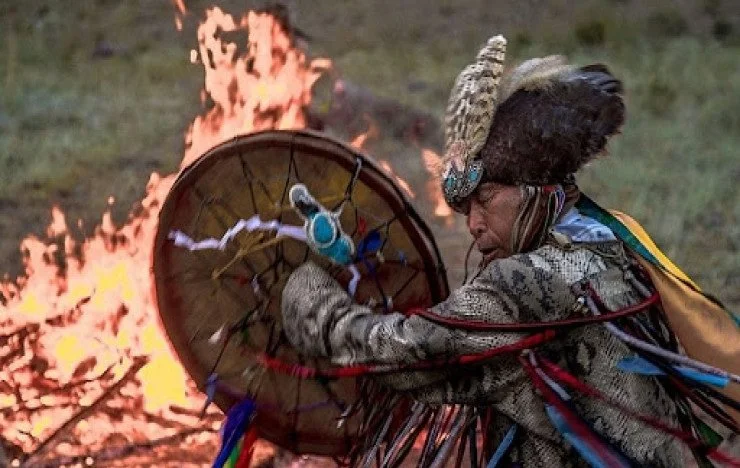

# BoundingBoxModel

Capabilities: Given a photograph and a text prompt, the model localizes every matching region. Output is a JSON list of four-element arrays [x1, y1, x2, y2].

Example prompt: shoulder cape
[[577, 195, 740, 423]]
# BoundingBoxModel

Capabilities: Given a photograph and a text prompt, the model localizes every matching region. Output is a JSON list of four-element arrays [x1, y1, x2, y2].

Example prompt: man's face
[[465, 182, 523, 264]]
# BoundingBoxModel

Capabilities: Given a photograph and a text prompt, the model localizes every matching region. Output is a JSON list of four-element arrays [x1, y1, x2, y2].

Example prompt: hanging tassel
[[221, 422, 258, 468], [234, 425, 260, 468], [200, 373, 219, 418], [213, 398, 257, 468], [617, 356, 730, 388], [520, 354, 633, 468], [536, 355, 740, 466], [418, 407, 446, 466], [381, 402, 423, 463], [428, 407, 471, 468], [467, 419, 478, 468], [225, 437, 242, 468], [544, 405, 630, 468], [486, 424, 517, 468]]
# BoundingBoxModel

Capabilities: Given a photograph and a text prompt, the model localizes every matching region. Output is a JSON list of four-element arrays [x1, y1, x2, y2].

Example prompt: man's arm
[[281, 254, 576, 368]]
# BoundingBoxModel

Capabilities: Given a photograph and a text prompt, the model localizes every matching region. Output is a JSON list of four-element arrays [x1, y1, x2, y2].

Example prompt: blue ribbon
[[212, 398, 257, 468], [486, 424, 518, 468], [617, 356, 729, 388]]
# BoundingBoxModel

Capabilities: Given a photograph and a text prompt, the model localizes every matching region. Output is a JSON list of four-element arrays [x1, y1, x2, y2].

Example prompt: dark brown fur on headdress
[[480, 63, 625, 185]]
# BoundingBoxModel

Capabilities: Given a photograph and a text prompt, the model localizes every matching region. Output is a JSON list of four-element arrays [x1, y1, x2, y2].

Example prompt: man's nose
[[467, 204, 486, 238]]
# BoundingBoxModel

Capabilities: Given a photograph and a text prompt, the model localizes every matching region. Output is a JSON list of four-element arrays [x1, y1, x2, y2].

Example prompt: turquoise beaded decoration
[[289, 184, 355, 266], [442, 157, 484, 210]]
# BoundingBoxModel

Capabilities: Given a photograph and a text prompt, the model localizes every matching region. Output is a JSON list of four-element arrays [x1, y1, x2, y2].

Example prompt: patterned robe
[[281, 237, 686, 466]]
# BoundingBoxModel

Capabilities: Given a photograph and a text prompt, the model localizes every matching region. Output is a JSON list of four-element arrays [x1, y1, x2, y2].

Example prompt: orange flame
[[172, 0, 187, 31], [379, 160, 415, 199], [349, 116, 379, 150], [0, 175, 198, 453], [0, 6, 328, 463], [0, 3, 456, 464], [173, 0, 187, 15], [350, 118, 416, 199], [420, 148, 453, 220], [183, 7, 330, 167]]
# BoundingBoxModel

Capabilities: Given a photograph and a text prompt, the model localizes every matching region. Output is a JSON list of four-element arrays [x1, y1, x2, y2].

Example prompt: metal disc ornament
[[153, 130, 448, 457]]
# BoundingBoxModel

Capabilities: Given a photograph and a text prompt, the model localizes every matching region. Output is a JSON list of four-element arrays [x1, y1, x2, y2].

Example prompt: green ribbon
[[575, 194, 739, 326]]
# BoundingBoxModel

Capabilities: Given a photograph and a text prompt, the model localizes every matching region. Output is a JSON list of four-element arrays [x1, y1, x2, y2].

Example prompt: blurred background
[[2, 0, 738, 305], [0, 0, 738, 465]]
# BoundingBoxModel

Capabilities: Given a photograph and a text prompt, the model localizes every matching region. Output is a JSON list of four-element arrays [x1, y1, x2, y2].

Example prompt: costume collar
[[553, 207, 617, 243]]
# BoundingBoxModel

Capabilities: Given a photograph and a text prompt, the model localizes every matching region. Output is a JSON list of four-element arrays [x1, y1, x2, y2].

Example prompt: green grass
[[577, 38, 740, 299], [0, 0, 738, 307], [307, 0, 740, 305], [0, 1, 199, 202]]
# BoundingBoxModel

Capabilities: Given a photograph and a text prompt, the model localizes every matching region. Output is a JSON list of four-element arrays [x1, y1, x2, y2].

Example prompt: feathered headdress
[[442, 35, 625, 208], [442, 35, 507, 208]]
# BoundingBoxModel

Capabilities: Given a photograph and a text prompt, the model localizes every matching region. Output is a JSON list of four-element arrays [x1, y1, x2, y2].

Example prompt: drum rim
[[152, 129, 449, 455]]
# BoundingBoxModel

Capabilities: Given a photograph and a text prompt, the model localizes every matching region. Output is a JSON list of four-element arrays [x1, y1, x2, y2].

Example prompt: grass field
[[1, 0, 738, 308]]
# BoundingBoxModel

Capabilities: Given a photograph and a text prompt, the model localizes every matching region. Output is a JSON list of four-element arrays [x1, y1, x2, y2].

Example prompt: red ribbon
[[259, 330, 557, 379], [235, 426, 259, 468], [519, 354, 632, 467], [536, 355, 740, 467]]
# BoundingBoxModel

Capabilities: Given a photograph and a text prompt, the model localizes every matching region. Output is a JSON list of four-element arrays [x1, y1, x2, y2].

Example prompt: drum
[[153, 130, 448, 457]]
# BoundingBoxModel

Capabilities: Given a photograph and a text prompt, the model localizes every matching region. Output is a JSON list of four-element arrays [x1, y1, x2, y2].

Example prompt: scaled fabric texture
[[281, 236, 685, 466]]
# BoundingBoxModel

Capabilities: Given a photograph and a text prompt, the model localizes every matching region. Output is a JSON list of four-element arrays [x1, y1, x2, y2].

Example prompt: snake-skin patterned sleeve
[[281, 250, 579, 373]]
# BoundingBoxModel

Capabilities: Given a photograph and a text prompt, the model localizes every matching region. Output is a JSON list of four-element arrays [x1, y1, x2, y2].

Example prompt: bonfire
[[0, 4, 449, 467]]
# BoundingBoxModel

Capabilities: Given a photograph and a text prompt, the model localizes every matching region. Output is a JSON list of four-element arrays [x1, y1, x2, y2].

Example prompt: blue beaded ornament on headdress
[[442, 142, 484, 209]]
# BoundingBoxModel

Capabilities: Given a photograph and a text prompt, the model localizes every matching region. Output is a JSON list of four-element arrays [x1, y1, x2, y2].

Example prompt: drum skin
[[153, 130, 448, 456]]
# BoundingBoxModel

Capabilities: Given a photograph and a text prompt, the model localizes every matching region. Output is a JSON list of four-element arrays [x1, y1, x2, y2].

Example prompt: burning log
[[0, 4, 333, 466], [36, 427, 219, 468], [21, 357, 148, 467], [0, 184, 225, 466]]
